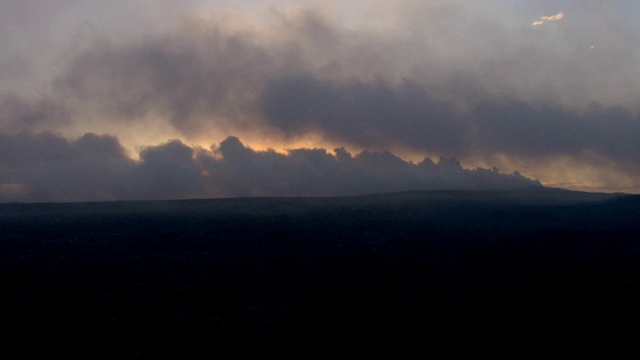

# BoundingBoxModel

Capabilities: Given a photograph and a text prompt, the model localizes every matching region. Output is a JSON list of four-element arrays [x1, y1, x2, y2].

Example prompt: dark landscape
[[2, 186, 640, 357], [4, 1, 640, 358]]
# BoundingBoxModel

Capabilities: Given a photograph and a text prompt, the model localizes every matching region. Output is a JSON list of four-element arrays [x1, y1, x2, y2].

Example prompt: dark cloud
[[133, 140, 206, 200], [0, 133, 540, 203], [473, 100, 640, 165], [0, 132, 134, 202], [261, 76, 465, 155], [261, 75, 640, 172]]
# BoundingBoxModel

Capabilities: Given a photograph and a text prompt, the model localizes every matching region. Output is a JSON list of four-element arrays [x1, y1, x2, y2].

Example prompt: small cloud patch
[[532, 12, 564, 26]]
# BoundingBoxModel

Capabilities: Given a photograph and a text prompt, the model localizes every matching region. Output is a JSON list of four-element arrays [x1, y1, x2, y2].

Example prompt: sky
[[1, 0, 639, 202]]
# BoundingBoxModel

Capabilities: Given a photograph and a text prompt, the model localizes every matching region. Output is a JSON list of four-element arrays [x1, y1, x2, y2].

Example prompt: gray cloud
[[261, 76, 466, 155], [53, 31, 278, 135], [0, 133, 540, 203], [261, 76, 640, 171], [134, 140, 207, 200], [0, 132, 134, 202], [0, 95, 70, 133], [1, 1, 639, 195]]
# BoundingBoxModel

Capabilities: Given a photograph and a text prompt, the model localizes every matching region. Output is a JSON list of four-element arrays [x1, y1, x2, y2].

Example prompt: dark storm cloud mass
[[205, 136, 538, 197], [1, 1, 640, 198], [46, 10, 640, 171], [261, 77, 465, 155], [0, 133, 539, 203], [262, 76, 640, 168]]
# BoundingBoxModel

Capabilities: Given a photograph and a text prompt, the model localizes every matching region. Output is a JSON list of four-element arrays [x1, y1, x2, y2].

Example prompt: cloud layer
[[1, 1, 640, 198], [0, 133, 539, 202]]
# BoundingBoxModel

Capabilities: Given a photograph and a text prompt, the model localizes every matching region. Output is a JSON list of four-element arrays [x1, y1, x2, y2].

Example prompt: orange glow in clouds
[[532, 12, 565, 26]]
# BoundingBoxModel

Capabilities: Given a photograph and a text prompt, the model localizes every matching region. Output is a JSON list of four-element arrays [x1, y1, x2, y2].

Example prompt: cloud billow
[[261, 75, 640, 170], [0, 133, 540, 203], [261, 77, 465, 155], [0, 132, 135, 202], [1, 1, 640, 194]]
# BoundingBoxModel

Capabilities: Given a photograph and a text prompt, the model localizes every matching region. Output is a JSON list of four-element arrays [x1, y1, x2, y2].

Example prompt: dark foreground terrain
[[2, 187, 640, 357]]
